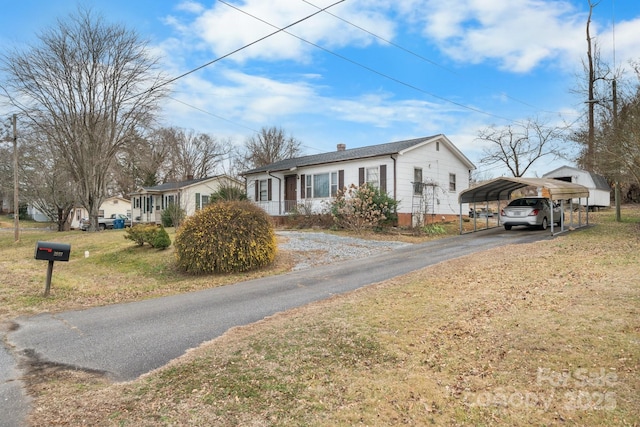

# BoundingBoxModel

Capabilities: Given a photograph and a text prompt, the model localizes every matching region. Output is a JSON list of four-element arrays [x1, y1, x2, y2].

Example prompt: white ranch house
[[129, 175, 243, 224], [243, 135, 476, 227]]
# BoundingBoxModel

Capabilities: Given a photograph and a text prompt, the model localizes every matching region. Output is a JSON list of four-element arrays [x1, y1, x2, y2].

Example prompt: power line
[[128, 0, 346, 102], [168, 96, 259, 133], [167, 96, 325, 154], [220, 0, 514, 123], [301, 0, 561, 115]]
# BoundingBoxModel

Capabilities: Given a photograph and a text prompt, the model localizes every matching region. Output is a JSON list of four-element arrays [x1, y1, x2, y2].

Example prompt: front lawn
[[12, 206, 639, 426]]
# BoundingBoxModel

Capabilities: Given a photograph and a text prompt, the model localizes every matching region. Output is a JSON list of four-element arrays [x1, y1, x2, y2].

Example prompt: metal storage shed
[[458, 177, 591, 235]]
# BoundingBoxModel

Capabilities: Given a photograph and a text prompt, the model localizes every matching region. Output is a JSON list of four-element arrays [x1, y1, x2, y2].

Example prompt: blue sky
[[2, 0, 639, 178]]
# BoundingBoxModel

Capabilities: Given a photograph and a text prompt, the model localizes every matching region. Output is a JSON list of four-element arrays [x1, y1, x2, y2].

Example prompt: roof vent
[[337, 143, 346, 151]]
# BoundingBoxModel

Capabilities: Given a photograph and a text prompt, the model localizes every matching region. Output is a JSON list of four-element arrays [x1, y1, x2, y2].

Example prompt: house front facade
[[129, 175, 244, 224], [242, 135, 476, 227]]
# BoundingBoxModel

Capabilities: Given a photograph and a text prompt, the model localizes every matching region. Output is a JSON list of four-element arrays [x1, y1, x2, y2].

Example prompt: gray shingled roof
[[242, 135, 441, 175], [588, 171, 612, 191], [132, 176, 219, 194]]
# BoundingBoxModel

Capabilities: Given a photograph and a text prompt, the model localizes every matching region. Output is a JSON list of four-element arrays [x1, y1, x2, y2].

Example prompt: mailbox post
[[34, 241, 71, 297]]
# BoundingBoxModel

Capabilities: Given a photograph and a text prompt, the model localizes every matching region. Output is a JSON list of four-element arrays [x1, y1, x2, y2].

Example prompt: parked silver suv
[[499, 197, 562, 230]]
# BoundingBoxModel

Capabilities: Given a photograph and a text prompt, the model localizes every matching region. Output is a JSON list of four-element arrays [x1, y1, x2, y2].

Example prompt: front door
[[284, 175, 297, 213]]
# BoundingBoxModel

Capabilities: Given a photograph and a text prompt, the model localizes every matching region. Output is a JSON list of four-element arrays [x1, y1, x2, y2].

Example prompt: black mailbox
[[34, 241, 71, 262]]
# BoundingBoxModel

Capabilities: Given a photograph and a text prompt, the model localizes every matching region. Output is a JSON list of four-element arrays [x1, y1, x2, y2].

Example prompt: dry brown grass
[[0, 228, 296, 322], [5, 207, 640, 426]]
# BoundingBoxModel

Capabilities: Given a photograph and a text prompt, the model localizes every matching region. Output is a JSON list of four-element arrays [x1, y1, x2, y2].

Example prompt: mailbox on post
[[34, 241, 71, 296], [35, 241, 71, 262]]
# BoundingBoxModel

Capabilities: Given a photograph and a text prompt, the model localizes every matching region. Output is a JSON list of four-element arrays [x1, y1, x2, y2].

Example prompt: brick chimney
[[337, 143, 346, 151]]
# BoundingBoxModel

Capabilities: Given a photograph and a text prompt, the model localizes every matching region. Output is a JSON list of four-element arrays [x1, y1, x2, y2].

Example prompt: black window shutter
[[300, 174, 305, 199], [254, 180, 259, 201], [267, 178, 272, 201], [338, 170, 344, 192], [380, 164, 387, 192], [359, 167, 365, 186]]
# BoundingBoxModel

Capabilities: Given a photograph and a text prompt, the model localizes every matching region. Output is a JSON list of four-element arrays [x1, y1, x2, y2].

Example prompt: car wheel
[[540, 217, 548, 230], [504, 224, 512, 230], [99, 223, 106, 231]]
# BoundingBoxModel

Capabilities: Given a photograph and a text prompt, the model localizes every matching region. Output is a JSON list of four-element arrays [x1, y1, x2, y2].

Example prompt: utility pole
[[612, 79, 621, 222], [586, 2, 596, 171], [13, 114, 19, 242]]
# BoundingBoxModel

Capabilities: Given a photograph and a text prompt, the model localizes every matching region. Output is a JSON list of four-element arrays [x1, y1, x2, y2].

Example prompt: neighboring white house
[[26, 205, 50, 222], [242, 135, 476, 227], [543, 166, 611, 208], [70, 196, 131, 229], [129, 175, 244, 224]]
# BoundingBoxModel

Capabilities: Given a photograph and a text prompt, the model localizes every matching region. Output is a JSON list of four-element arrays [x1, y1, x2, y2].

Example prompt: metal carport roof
[[458, 177, 591, 235], [459, 177, 590, 204]]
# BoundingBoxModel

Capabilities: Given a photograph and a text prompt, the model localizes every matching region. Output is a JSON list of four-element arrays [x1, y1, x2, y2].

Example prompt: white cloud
[[176, 1, 205, 14], [161, 68, 465, 147], [151, 0, 638, 160], [597, 17, 640, 74], [412, 0, 586, 72], [164, 0, 395, 63]]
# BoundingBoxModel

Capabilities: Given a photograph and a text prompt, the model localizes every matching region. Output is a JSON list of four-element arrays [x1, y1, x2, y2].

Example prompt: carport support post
[[550, 198, 554, 235], [473, 201, 477, 231], [44, 260, 54, 297], [570, 199, 574, 228], [485, 200, 489, 229]]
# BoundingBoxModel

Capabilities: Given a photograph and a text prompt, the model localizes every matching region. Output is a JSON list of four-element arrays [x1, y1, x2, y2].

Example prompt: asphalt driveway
[[1, 226, 553, 426]]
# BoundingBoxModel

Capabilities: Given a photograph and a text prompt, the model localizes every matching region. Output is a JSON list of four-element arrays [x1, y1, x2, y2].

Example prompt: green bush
[[330, 184, 398, 232], [174, 200, 276, 274], [152, 225, 172, 249], [124, 224, 160, 247], [161, 202, 186, 227], [422, 223, 447, 235]]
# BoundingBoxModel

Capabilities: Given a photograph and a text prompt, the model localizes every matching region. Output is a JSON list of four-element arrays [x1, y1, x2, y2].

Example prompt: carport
[[458, 177, 591, 235]]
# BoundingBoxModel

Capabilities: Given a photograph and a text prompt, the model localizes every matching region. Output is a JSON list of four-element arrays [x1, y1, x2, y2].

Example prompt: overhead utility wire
[[302, 0, 552, 114], [128, 0, 346, 102], [168, 96, 259, 133], [169, 95, 326, 153], [220, 0, 513, 123]]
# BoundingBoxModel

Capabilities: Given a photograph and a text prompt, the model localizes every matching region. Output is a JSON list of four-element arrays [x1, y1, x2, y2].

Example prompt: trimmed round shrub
[[153, 225, 171, 250], [174, 201, 276, 274]]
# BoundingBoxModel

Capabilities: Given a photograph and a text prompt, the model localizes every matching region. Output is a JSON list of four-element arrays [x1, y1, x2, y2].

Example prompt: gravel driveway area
[[276, 231, 410, 271]]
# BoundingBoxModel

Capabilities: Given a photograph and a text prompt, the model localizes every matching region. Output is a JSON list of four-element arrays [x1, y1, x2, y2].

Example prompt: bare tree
[[0, 121, 12, 210], [585, 0, 599, 171], [20, 133, 76, 231], [598, 63, 640, 188], [112, 128, 171, 195], [0, 7, 168, 231], [477, 119, 566, 177], [241, 126, 302, 170], [164, 127, 229, 181]]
